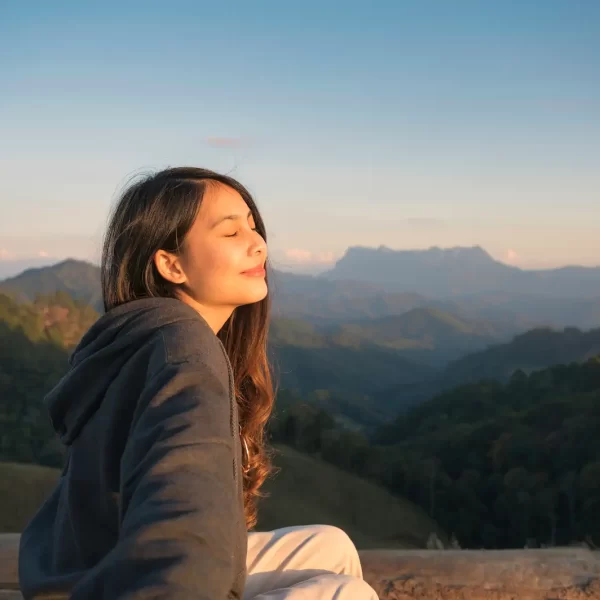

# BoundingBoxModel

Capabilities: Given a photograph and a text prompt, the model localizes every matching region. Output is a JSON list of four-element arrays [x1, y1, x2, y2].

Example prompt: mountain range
[[2, 246, 600, 331], [0, 259, 103, 310], [2, 247, 599, 425], [1, 247, 598, 368], [325, 245, 600, 299]]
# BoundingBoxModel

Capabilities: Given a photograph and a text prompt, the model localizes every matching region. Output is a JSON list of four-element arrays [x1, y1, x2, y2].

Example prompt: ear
[[154, 249, 188, 285]]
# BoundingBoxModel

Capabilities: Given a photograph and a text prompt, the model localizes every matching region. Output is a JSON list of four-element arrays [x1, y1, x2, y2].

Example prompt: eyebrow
[[211, 210, 253, 229]]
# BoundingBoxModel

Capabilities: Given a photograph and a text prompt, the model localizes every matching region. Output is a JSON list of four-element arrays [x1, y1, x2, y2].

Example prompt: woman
[[18, 167, 379, 599]]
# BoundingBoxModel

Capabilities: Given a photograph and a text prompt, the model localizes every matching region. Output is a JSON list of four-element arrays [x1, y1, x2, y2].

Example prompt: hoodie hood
[[45, 297, 210, 446]]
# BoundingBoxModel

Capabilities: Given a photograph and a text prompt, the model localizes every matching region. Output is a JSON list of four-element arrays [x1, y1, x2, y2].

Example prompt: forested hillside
[[2, 287, 600, 549]]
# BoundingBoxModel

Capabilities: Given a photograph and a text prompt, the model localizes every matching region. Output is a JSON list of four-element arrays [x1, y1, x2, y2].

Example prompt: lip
[[241, 265, 266, 276]]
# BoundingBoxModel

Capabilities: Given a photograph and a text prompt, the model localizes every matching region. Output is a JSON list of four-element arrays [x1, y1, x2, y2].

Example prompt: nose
[[250, 230, 267, 257]]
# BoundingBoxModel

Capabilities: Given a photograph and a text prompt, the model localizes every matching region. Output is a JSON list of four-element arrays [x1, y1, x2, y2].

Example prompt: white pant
[[244, 525, 379, 599]]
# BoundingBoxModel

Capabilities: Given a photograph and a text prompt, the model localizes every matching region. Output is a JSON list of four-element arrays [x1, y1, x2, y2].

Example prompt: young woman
[[18, 167, 379, 599]]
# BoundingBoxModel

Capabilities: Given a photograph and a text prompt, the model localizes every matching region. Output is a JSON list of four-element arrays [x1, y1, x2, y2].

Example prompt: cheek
[[186, 241, 242, 282], [209, 242, 245, 274]]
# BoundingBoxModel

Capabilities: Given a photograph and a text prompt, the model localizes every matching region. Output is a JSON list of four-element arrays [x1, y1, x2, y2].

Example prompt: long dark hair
[[101, 166, 274, 530]]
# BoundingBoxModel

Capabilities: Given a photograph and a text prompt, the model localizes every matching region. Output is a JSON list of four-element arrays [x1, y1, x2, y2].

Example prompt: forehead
[[198, 181, 249, 218]]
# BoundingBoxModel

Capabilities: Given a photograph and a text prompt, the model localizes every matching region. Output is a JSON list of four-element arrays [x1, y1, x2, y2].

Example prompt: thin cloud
[[504, 248, 520, 264], [0, 248, 15, 260], [402, 218, 446, 228], [206, 137, 244, 149], [284, 248, 336, 264]]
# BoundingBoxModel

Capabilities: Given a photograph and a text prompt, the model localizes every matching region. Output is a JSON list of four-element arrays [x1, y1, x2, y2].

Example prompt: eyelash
[[225, 227, 258, 238]]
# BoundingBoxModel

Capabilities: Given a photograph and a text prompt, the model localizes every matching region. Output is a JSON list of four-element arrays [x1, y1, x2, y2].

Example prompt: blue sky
[[1, 0, 599, 275]]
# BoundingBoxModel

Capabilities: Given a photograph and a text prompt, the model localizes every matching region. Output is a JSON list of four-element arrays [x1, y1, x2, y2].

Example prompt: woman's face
[[177, 182, 268, 310]]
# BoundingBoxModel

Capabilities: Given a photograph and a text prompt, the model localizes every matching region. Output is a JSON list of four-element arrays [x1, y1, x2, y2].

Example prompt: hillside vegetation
[[372, 359, 600, 549], [2, 271, 600, 549], [322, 307, 507, 366], [443, 326, 600, 386], [0, 259, 103, 311], [376, 325, 600, 411], [0, 446, 444, 549], [0, 292, 98, 465]]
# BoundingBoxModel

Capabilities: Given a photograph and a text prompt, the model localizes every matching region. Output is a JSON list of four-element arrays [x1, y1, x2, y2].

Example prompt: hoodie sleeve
[[76, 357, 243, 599]]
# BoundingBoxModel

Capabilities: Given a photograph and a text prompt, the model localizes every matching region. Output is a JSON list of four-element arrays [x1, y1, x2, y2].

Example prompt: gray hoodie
[[18, 297, 246, 599]]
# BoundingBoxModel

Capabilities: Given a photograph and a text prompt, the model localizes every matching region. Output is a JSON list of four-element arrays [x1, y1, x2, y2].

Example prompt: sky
[[1, 0, 599, 277]]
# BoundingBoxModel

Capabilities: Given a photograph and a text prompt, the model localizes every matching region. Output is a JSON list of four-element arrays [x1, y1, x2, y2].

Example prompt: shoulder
[[143, 299, 231, 384], [160, 318, 227, 369]]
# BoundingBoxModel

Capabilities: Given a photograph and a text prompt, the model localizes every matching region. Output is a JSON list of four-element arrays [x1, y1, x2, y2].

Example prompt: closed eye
[[225, 227, 258, 238]]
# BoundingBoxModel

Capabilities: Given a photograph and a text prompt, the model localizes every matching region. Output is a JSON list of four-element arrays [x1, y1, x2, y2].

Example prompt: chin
[[238, 281, 269, 306]]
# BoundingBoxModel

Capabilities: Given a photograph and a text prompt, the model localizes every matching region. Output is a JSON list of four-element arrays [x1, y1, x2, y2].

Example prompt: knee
[[312, 524, 356, 551], [310, 525, 363, 577], [328, 574, 379, 599]]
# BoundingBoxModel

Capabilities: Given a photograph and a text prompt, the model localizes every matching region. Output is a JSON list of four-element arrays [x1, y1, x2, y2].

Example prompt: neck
[[177, 292, 233, 334]]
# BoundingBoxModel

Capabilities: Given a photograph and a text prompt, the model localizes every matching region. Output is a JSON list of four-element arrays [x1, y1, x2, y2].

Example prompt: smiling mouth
[[241, 265, 266, 276]]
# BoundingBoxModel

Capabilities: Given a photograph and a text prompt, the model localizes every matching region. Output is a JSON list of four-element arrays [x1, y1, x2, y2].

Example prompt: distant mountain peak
[[342, 244, 493, 260], [332, 245, 499, 272], [0, 258, 103, 311], [324, 245, 520, 296], [45, 257, 98, 270]]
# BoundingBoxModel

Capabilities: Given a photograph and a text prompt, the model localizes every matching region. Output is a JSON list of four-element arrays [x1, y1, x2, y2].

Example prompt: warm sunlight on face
[[178, 182, 268, 312]]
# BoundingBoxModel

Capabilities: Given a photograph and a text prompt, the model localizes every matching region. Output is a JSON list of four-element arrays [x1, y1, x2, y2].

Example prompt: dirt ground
[[368, 578, 600, 600], [360, 548, 600, 600], [2, 536, 600, 599]]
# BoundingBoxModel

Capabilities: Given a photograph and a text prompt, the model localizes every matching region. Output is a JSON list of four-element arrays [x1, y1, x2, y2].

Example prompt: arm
[[75, 358, 242, 599]]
